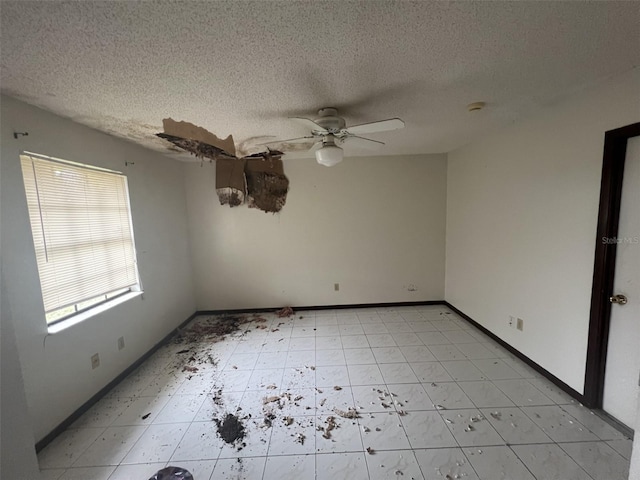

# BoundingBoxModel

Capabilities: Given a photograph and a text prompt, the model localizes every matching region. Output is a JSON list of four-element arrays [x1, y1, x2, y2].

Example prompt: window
[[20, 152, 140, 326]]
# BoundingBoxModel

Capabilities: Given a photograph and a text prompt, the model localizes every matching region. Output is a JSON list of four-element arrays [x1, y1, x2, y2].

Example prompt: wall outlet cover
[[517, 318, 524, 331], [117, 336, 125, 350], [91, 353, 100, 369]]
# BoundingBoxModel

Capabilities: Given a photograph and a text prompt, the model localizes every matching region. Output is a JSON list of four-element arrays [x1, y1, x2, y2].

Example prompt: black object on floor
[[148, 466, 194, 480]]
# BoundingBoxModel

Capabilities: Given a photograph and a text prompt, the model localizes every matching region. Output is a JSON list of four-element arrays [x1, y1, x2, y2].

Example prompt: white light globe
[[315, 145, 343, 167]]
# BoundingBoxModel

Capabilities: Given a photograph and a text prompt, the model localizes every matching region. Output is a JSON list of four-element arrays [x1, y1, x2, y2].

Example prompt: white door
[[602, 136, 640, 428]]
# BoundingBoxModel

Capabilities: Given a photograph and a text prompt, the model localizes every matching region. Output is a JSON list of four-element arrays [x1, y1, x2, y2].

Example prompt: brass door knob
[[609, 294, 628, 305]]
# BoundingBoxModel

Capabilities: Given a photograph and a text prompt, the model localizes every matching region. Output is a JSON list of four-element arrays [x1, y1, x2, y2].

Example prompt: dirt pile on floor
[[276, 306, 294, 317], [174, 314, 267, 344], [215, 413, 246, 444]]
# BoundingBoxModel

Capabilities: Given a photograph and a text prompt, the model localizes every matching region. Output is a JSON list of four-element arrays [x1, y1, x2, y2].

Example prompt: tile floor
[[38, 306, 633, 480]]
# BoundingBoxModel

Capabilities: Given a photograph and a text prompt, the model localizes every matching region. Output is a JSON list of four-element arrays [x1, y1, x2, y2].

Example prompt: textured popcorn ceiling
[[1, 1, 638, 161]]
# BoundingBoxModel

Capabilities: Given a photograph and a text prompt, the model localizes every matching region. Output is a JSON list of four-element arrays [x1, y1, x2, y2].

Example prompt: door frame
[[584, 122, 640, 408]]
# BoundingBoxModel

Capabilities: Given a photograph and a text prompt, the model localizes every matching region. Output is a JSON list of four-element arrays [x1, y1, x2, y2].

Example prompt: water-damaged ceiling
[[1, 1, 638, 161]]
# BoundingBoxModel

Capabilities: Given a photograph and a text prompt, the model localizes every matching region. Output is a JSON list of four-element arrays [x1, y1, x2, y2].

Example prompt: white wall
[[0, 96, 196, 442], [630, 380, 640, 479], [1, 273, 42, 479], [185, 154, 447, 310], [445, 68, 640, 393]]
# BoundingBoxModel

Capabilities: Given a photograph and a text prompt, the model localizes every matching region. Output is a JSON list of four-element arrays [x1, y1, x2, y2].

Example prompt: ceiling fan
[[262, 108, 405, 166]]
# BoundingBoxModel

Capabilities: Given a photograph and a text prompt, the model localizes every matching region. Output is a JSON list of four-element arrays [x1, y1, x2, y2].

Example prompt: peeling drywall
[[157, 119, 289, 213]]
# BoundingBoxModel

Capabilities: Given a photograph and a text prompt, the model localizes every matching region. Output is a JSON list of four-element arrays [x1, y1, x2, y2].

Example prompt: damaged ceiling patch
[[245, 158, 289, 213], [157, 118, 288, 213], [216, 158, 247, 208]]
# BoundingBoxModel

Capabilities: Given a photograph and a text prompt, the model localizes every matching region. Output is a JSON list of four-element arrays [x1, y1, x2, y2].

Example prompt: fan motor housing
[[314, 108, 345, 133]]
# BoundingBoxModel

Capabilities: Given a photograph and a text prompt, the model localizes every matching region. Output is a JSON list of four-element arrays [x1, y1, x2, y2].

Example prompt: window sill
[[47, 291, 143, 334]]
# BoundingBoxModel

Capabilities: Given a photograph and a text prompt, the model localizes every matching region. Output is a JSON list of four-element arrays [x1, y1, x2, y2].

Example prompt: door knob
[[609, 294, 628, 305]]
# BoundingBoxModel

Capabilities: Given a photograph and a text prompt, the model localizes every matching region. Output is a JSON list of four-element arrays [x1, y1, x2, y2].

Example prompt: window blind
[[20, 154, 139, 319]]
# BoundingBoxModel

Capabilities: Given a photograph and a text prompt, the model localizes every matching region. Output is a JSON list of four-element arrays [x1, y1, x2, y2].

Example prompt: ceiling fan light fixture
[[315, 144, 343, 167]]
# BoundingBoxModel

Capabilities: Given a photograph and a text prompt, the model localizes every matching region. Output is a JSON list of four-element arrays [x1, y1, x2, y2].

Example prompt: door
[[602, 136, 640, 428]]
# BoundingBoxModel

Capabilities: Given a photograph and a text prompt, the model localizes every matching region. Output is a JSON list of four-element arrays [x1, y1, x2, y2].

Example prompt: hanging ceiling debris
[[157, 118, 288, 213]]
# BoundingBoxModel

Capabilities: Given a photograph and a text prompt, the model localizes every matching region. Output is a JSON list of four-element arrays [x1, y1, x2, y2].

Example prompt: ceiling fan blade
[[290, 117, 329, 134], [257, 136, 315, 146], [344, 135, 385, 145], [340, 135, 385, 149], [259, 137, 319, 152], [280, 140, 318, 152], [345, 118, 405, 135]]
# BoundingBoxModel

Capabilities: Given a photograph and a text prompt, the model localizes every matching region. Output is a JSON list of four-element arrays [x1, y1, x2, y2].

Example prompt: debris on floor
[[215, 413, 246, 448], [175, 313, 266, 344], [263, 412, 276, 428], [263, 395, 281, 405], [167, 314, 272, 374], [212, 389, 224, 406], [276, 306, 294, 317], [333, 407, 360, 419], [318, 415, 339, 440], [50, 306, 630, 478]]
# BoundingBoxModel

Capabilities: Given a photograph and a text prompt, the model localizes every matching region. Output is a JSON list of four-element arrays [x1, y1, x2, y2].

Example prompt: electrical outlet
[[91, 353, 100, 369], [334, 283, 339, 291], [508, 316, 515, 328], [117, 336, 125, 351], [517, 318, 524, 331]]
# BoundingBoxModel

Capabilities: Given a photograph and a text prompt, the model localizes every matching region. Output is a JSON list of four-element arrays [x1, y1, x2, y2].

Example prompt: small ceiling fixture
[[467, 102, 486, 112], [315, 135, 344, 167]]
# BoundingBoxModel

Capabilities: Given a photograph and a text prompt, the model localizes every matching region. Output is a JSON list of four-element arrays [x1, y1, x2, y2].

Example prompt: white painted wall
[[1, 273, 42, 479], [0, 96, 196, 442], [630, 379, 640, 479], [185, 154, 447, 310], [445, 68, 640, 393]]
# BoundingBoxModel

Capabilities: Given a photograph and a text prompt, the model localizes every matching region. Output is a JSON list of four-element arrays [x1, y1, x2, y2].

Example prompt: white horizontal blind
[[20, 154, 139, 319]]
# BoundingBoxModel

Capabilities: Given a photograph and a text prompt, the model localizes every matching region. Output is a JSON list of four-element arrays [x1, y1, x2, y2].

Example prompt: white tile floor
[[38, 306, 633, 480]]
